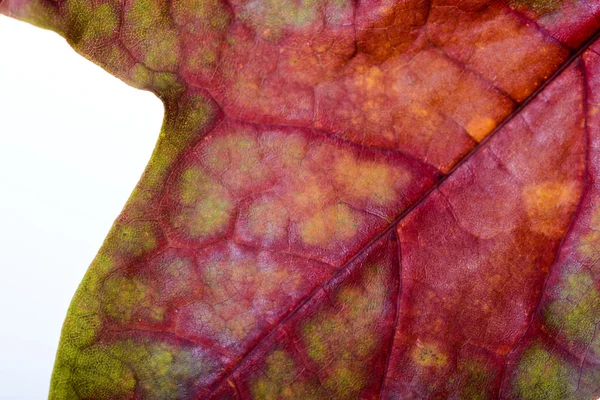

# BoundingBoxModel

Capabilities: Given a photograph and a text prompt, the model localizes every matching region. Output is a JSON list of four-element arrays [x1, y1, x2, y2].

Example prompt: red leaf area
[[4, 0, 600, 398]]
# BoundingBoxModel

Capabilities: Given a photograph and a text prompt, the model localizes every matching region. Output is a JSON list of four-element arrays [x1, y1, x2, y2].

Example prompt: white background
[[0, 16, 163, 399]]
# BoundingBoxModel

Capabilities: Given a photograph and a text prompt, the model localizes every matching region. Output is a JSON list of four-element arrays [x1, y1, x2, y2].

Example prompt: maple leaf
[[3, 0, 600, 398]]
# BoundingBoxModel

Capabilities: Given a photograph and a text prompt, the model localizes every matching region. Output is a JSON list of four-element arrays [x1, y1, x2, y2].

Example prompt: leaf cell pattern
[[3, 0, 600, 398]]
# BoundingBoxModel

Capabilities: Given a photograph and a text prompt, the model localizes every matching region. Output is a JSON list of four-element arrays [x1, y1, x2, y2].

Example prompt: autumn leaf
[[3, 0, 600, 398]]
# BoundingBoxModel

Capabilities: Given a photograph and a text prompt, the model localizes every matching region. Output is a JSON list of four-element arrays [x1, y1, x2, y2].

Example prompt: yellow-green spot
[[241, 0, 320, 40], [81, 3, 119, 42], [145, 34, 180, 70], [129, 0, 158, 32], [324, 365, 365, 398], [74, 254, 114, 311], [85, 42, 139, 89], [124, 188, 157, 219], [117, 221, 158, 257], [172, 166, 234, 238], [101, 275, 159, 322], [458, 361, 493, 400], [544, 271, 600, 344], [177, 95, 216, 137], [189, 48, 218, 69], [411, 341, 447, 368], [58, 254, 115, 348], [72, 346, 136, 399], [509, 0, 562, 15], [172, 0, 232, 32], [129, 63, 154, 89], [514, 343, 575, 400], [64, 0, 94, 41], [178, 167, 207, 205], [66, 340, 206, 400], [153, 72, 182, 94], [188, 194, 233, 236], [126, 0, 181, 71], [303, 320, 333, 364], [61, 313, 102, 349], [132, 344, 197, 400], [251, 350, 295, 399], [50, 252, 121, 399], [301, 265, 387, 397], [140, 94, 215, 189], [251, 350, 324, 400], [143, 140, 178, 189]]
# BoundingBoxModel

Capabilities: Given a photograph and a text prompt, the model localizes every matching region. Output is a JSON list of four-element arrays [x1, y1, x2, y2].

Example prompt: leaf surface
[[3, 0, 600, 398]]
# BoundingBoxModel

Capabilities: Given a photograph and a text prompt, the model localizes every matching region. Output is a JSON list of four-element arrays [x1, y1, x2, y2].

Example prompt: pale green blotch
[[153, 72, 182, 95], [176, 95, 216, 138], [509, 0, 562, 15], [128, 0, 159, 33], [62, 313, 102, 350], [68, 340, 205, 400], [202, 133, 265, 182], [60, 255, 115, 350], [172, 0, 232, 32], [325, 0, 351, 23], [117, 220, 158, 257], [172, 166, 234, 238], [129, 63, 154, 89], [71, 346, 136, 399], [63, 0, 94, 42], [126, 0, 181, 71], [141, 95, 215, 189], [544, 272, 600, 345], [70, 254, 115, 315], [145, 33, 180, 70], [123, 187, 157, 219], [457, 361, 494, 400], [142, 139, 179, 190], [251, 350, 325, 400], [80, 3, 119, 42], [177, 167, 218, 205], [324, 365, 366, 399], [128, 68, 183, 96], [514, 344, 576, 400], [301, 265, 387, 397], [50, 255, 117, 399], [241, 0, 320, 40], [302, 319, 336, 364], [299, 203, 361, 247], [101, 274, 164, 323], [246, 198, 289, 241], [179, 193, 234, 238], [122, 342, 202, 399], [188, 47, 218, 69]]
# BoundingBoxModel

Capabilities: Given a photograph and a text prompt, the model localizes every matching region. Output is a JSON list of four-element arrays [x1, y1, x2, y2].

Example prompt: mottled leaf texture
[[5, 0, 600, 398]]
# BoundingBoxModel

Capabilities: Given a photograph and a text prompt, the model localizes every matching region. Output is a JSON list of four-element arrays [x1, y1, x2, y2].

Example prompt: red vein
[[496, 57, 593, 398], [202, 24, 600, 398], [378, 230, 403, 399]]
